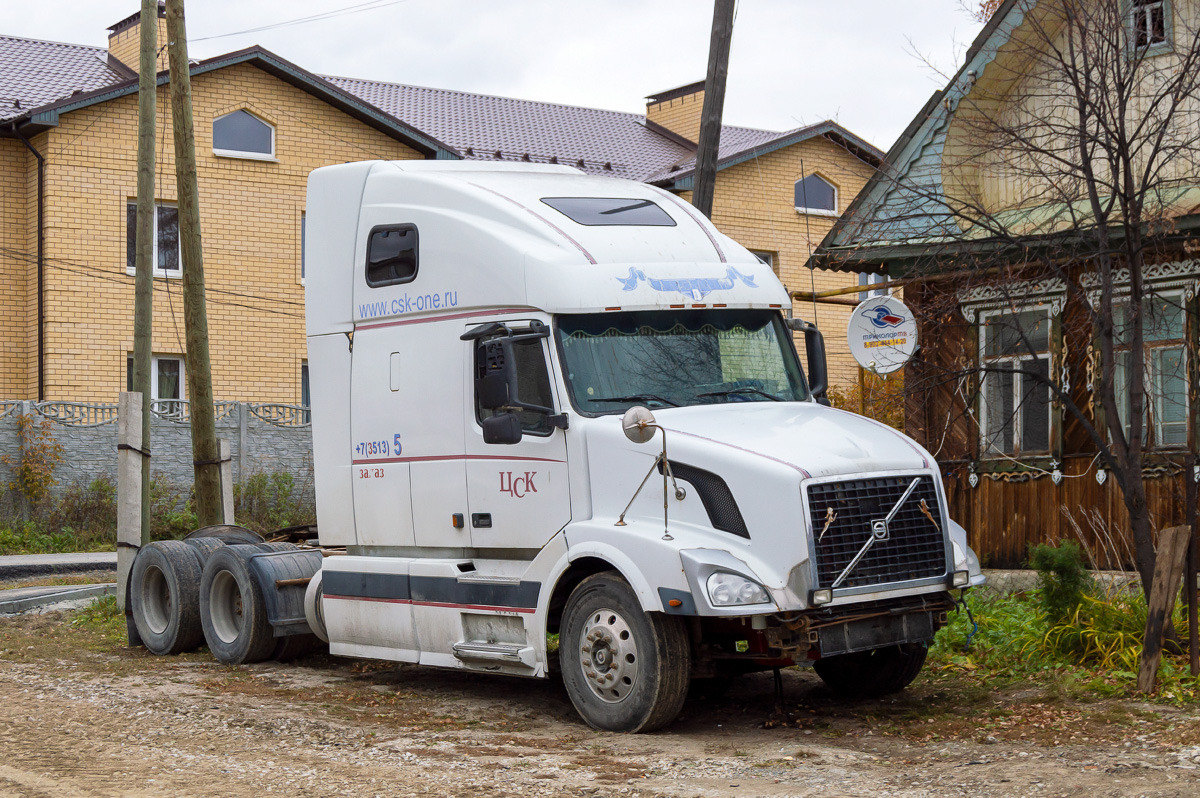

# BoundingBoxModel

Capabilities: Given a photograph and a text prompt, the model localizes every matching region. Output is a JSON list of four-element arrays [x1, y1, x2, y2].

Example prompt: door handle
[[471, 513, 492, 528]]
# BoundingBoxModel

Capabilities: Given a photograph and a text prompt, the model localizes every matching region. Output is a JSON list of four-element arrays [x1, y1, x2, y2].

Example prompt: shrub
[[827, 371, 905, 430], [234, 470, 315, 534], [1029, 541, 1093, 621], [0, 414, 65, 508], [43, 477, 118, 550]]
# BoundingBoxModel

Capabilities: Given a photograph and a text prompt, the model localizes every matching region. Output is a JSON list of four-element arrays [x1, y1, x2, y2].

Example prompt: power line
[[192, 0, 411, 43]]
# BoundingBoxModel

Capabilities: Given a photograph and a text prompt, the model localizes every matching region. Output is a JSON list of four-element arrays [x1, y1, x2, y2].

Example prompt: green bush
[[234, 470, 315, 534], [1029, 541, 1093, 621]]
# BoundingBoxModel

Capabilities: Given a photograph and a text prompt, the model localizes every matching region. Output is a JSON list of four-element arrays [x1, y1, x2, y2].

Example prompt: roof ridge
[[0, 33, 106, 54], [322, 74, 647, 120]]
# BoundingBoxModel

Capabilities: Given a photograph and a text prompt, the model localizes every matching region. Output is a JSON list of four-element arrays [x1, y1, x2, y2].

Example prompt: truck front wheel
[[560, 572, 690, 733], [812, 643, 928, 698]]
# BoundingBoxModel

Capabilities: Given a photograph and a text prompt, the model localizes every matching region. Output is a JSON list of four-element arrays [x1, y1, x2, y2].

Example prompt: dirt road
[[1, 608, 1198, 798]]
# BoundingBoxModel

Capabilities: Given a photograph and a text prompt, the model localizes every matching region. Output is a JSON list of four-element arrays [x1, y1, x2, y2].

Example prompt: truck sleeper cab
[[303, 160, 984, 733]]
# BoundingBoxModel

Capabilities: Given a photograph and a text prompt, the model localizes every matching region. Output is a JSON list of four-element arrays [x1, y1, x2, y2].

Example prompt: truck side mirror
[[789, 319, 830, 406], [482, 413, 522, 445]]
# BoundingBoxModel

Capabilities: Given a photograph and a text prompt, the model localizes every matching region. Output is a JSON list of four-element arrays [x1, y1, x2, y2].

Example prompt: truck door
[[463, 320, 571, 550]]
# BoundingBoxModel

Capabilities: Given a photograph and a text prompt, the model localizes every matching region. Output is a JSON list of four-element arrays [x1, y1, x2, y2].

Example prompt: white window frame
[[749, 250, 775, 271], [125, 201, 181, 279], [977, 306, 1054, 457], [1112, 288, 1189, 449], [127, 354, 187, 416], [858, 272, 890, 302], [794, 173, 839, 217], [212, 109, 277, 161], [300, 211, 306, 285]]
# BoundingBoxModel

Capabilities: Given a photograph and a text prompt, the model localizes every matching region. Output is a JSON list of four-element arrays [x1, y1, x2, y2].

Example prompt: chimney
[[107, 2, 169, 72], [645, 81, 706, 143]]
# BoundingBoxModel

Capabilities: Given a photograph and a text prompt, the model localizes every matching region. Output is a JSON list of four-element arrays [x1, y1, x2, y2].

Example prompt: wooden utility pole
[[166, 0, 223, 526], [692, 0, 736, 219], [132, 0, 157, 546]]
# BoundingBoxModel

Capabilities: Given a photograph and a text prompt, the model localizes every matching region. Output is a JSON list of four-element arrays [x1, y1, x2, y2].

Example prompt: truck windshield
[[556, 309, 809, 415]]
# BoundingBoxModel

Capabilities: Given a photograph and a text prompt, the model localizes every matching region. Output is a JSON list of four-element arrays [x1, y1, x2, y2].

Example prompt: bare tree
[[826, 0, 1200, 600]]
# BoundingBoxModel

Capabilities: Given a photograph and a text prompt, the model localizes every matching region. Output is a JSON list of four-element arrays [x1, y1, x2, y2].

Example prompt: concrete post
[[219, 438, 234, 525], [116, 392, 144, 613]]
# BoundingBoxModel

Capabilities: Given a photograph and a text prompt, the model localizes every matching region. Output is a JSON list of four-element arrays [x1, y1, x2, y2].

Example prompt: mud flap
[[246, 550, 324, 637]]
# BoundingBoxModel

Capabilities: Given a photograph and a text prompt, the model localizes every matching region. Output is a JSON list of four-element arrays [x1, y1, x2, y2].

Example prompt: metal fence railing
[[2, 400, 310, 428]]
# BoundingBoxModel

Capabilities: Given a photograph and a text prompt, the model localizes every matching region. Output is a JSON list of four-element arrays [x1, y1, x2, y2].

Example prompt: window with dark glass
[[213, 109, 274, 158], [541, 197, 676, 226], [126, 202, 180, 276], [475, 338, 555, 435], [979, 308, 1052, 456], [1131, 0, 1168, 48], [794, 174, 837, 213], [126, 354, 184, 416], [366, 225, 418, 286], [1114, 293, 1188, 448]]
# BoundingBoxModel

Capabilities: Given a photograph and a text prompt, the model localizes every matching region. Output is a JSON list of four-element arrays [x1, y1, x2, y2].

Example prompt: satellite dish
[[621, 406, 658, 444], [846, 296, 919, 375]]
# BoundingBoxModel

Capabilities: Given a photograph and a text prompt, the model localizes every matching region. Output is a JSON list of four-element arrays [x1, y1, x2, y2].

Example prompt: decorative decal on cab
[[615, 266, 757, 300]]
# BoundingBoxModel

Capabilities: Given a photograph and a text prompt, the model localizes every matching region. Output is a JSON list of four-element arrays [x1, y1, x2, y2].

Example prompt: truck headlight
[[706, 572, 770, 607]]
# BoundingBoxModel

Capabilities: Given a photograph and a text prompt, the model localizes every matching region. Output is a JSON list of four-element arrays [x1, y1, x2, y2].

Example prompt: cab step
[[452, 641, 537, 669]]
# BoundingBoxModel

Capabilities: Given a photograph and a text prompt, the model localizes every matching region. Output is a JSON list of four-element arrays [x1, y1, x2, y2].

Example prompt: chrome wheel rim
[[579, 607, 639, 703]]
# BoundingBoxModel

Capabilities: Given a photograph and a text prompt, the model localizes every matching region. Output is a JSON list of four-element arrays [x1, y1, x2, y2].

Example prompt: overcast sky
[[10, 1, 985, 152]]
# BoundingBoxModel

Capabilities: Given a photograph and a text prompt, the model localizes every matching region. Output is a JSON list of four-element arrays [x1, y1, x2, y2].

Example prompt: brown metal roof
[[324, 76, 700, 181], [0, 35, 131, 123]]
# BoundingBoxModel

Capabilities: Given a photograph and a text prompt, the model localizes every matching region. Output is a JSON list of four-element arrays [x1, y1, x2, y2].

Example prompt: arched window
[[794, 173, 837, 215], [213, 109, 275, 160]]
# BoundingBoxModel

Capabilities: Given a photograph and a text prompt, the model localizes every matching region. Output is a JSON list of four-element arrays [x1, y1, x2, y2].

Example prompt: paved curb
[[0, 552, 117, 580], [0, 583, 115, 615]]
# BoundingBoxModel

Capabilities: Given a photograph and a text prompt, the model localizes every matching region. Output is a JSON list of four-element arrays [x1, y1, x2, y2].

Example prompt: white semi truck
[[128, 160, 984, 733]]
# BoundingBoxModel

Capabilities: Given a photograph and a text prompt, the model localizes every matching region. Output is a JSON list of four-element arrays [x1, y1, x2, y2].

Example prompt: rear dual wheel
[[199, 544, 277, 665], [130, 540, 205, 655], [560, 573, 690, 733]]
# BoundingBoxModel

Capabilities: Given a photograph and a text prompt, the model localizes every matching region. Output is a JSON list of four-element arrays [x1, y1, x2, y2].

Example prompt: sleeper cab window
[[541, 197, 676, 226], [212, 109, 275, 160], [366, 224, 419, 287]]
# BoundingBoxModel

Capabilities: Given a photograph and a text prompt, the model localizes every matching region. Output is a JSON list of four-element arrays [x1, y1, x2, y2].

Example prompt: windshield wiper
[[592, 393, 680, 408], [697, 387, 783, 401]]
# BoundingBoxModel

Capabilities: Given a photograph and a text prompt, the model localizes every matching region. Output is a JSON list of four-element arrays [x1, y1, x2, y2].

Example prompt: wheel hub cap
[[578, 607, 639, 704]]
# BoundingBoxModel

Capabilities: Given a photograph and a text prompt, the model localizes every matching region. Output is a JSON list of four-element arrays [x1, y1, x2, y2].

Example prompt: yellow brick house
[[1, 5, 880, 406]]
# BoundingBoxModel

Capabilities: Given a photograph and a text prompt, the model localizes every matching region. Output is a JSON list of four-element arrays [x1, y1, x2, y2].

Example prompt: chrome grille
[[807, 475, 947, 590]]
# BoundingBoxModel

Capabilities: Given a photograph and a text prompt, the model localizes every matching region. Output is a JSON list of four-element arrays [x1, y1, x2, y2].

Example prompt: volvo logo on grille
[[871, 519, 890, 541]]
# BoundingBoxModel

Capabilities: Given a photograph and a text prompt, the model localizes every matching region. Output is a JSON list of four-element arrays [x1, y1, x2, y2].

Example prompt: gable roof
[[0, 29, 882, 187], [324, 76, 692, 181], [812, 0, 1030, 269], [0, 34, 132, 123], [0, 38, 459, 159], [328, 75, 884, 184], [645, 120, 884, 189]]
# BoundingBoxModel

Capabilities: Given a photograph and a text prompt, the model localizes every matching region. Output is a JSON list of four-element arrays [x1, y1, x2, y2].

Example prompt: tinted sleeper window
[[366, 225, 419, 286], [541, 197, 676, 226]]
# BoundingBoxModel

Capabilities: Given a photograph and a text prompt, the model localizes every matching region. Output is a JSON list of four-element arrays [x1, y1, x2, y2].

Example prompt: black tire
[[130, 540, 205, 655], [185, 524, 264, 546], [813, 643, 928, 698], [256, 542, 298, 553], [184, 536, 225, 565], [199, 544, 276, 665], [560, 572, 690, 733]]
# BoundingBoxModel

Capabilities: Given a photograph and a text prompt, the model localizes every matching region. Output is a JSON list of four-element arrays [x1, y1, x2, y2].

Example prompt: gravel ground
[[1, 608, 1199, 798]]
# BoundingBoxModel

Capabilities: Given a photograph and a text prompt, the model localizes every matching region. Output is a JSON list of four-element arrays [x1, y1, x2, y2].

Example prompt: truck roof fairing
[[305, 161, 789, 336]]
